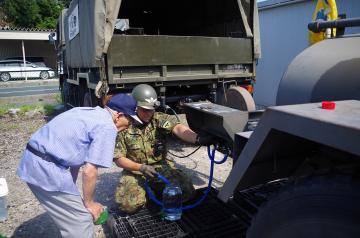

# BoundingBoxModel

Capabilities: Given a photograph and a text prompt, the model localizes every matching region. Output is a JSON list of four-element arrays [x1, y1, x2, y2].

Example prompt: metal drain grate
[[178, 189, 248, 238], [109, 184, 288, 238], [111, 208, 186, 238], [232, 178, 290, 221]]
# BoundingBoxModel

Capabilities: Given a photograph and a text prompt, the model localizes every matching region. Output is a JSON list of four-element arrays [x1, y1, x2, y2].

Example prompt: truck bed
[[107, 35, 254, 85]]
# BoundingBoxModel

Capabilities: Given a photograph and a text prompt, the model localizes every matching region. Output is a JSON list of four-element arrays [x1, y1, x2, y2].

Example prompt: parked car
[[4, 57, 47, 67], [0, 60, 55, 81]]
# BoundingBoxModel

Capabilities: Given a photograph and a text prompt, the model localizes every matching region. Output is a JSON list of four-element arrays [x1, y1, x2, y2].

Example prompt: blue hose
[[144, 174, 171, 207], [144, 145, 228, 210]]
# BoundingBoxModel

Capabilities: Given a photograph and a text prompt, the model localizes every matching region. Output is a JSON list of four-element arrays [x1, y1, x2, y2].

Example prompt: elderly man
[[17, 94, 141, 238], [114, 84, 214, 213]]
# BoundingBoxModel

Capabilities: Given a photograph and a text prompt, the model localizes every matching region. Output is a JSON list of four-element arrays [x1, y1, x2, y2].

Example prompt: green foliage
[[0, 103, 59, 117], [2, 0, 40, 28], [43, 104, 55, 116], [0, 104, 16, 116], [61, 0, 71, 8], [54, 92, 62, 104], [19, 104, 42, 115], [36, 0, 63, 29], [1, 0, 65, 29]]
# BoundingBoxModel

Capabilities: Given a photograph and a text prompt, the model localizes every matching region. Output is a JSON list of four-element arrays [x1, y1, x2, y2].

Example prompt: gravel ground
[[0, 112, 232, 238]]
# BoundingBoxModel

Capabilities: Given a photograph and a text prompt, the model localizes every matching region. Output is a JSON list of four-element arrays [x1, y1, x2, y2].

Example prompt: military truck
[[107, 19, 360, 238], [55, 0, 260, 109]]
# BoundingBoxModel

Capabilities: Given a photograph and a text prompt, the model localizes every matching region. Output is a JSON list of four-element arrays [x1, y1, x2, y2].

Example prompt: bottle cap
[[321, 101, 336, 110], [0, 178, 8, 197]]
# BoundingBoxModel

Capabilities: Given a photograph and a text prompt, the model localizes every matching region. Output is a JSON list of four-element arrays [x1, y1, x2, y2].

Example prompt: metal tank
[[276, 35, 360, 105]]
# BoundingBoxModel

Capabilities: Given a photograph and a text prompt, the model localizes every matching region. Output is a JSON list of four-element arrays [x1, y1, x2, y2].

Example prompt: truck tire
[[222, 86, 255, 111], [83, 92, 92, 107], [247, 175, 360, 238], [83, 91, 98, 107], [62, 80, 70, 110]]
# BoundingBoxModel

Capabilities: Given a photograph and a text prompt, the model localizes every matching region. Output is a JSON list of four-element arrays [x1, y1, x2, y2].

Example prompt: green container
[[94, 209, 109, 225]]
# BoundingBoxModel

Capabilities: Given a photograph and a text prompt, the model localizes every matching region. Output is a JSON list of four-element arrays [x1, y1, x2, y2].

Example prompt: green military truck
[[55, 0, 260, 109], [107, 19, 360, 238]]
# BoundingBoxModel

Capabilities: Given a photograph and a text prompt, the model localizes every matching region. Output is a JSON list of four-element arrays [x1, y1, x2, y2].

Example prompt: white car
[[0, 60, 55, 81]]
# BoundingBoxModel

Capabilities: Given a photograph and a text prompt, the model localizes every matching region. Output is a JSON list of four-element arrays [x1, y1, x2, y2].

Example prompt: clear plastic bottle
[[162, 184, 182, 221], [0, 178, 8, 222]]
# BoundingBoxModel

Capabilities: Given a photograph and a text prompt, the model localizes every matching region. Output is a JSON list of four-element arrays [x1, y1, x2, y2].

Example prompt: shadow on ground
[[12, 213, 61, 238]]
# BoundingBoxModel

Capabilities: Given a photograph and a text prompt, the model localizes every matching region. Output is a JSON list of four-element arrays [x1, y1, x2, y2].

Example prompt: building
[[0, 27, 56, 70], [255, 0, 360, 106]]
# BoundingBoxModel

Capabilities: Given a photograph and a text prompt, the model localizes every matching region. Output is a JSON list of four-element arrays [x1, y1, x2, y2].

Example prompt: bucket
[[0, 178, 9, 221]]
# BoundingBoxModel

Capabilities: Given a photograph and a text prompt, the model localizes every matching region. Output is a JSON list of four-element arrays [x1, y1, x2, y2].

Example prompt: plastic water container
[[162, 184, 182, 221], [94, 207, 109, 225], [0, 178, 9, 221]]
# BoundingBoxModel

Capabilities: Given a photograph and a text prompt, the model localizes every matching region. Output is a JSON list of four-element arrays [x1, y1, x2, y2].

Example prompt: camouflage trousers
[[115, 160, 195, 214]]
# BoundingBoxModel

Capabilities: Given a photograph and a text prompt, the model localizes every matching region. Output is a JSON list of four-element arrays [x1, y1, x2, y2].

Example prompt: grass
[[19, 104, 42, 114], [0, 104, 16, 116], [54, 92, 62, 104], [0, 103, 59, 117], [43, 104, 56, 115]]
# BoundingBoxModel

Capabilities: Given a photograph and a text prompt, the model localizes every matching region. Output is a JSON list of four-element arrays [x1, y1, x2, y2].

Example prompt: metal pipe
[[258, 0, 307, 11], [308, 18, 360, 33], [21, 40, 27, 81]]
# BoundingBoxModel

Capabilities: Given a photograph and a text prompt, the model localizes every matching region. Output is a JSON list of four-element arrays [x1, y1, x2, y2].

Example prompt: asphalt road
[[0, 79, 59, 97], [0, 85, 59, 97], [0, 78, 59, 105]]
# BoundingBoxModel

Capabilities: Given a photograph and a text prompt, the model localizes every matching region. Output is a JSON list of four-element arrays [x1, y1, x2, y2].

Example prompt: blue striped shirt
[[17, 106, 117, 195]]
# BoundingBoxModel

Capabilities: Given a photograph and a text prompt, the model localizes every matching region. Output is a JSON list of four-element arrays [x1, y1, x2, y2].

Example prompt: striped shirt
[[17, 106, 117, 195]]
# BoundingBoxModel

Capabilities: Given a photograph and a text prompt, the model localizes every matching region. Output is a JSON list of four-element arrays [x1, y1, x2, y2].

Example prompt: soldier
[[114, 84, 214, 213]]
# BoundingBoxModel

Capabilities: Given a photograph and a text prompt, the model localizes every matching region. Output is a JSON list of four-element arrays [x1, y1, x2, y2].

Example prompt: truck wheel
[[62, 80, 70, 109], [83, 92, 92, 107], [221, 86, 255, 111], [247, 175, 360, 238]]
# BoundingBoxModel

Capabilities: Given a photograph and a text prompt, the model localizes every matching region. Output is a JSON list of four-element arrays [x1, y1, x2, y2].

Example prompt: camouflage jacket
[[114, 112, 179, 165]]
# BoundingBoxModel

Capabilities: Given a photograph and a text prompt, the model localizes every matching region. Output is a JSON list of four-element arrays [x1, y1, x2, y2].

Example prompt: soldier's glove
[[195, 134, 216, 146], [139, 164, 157, 178]]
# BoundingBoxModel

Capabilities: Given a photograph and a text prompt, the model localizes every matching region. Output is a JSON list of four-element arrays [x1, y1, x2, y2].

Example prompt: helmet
[[131, 84, 159, 110]]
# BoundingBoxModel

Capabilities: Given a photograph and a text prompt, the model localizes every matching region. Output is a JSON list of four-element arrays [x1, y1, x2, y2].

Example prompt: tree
[[2, 0, 40, 28], [1, 0, 64, 29], [60, 0, 71, 8], [36, 0, 63, 29]]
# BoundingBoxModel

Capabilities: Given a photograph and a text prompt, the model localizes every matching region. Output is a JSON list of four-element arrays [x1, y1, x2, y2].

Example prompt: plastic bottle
[[0, 178, 9, 222], [162, 184, 182, 221], [94, 207, 109, 225]]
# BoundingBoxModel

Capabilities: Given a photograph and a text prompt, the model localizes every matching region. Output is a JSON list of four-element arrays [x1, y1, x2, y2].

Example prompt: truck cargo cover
[[65, 0, 121, 67]]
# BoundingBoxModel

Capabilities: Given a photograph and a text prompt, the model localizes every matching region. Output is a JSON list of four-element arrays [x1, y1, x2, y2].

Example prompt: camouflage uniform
[[114, 112, 195, 213]]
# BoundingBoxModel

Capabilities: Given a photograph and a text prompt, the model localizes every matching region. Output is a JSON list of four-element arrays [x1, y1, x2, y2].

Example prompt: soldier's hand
[[140, 164, 157, 178], [195, 134, 216, 146]]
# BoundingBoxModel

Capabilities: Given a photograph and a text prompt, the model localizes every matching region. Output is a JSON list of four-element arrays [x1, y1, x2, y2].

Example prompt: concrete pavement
[[0, 78, 58, 88]]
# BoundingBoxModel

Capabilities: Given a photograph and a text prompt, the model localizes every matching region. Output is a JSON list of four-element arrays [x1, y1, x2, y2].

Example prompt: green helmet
[[131, 84, 159, 109]]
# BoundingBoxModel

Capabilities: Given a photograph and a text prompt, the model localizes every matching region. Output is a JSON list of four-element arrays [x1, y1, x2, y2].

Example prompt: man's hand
[[85, 201, 103, 221], [139, 164, 157, 177], [195, 134, 216, 146]]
